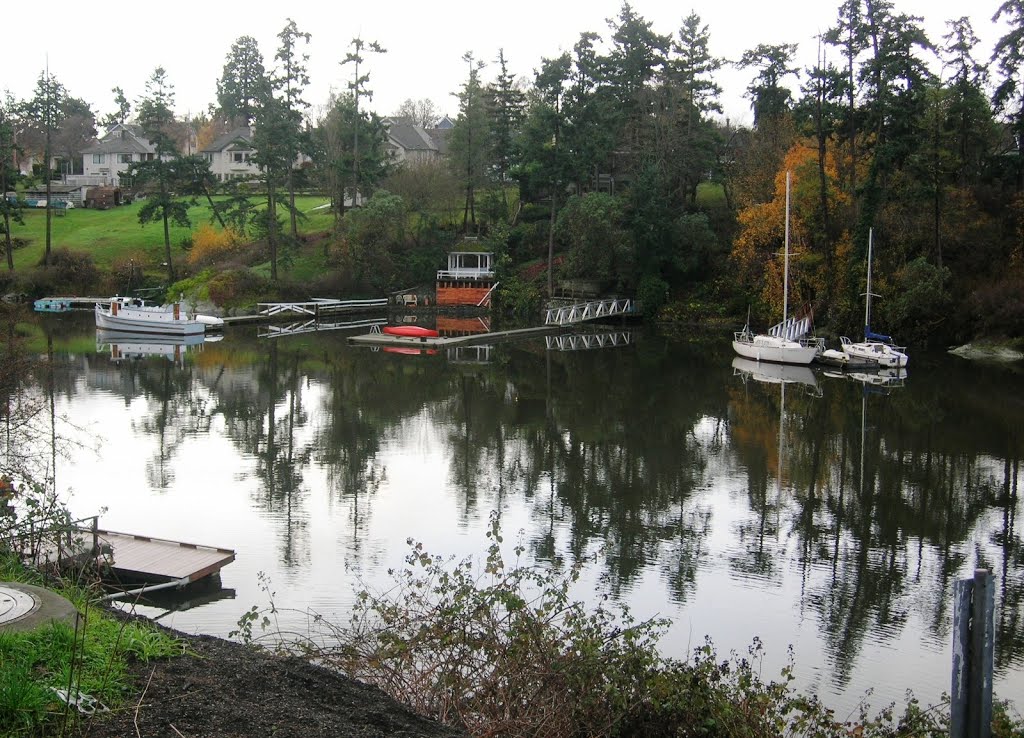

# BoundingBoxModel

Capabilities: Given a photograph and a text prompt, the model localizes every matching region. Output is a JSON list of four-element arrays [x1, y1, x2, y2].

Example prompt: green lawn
[[7, 195, 332, 272]]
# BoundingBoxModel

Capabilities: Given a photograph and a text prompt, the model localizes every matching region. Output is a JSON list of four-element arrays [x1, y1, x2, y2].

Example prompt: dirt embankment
[[78, 628, 464, 738]]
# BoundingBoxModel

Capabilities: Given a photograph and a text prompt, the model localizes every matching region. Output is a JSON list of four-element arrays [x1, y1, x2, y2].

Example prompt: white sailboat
[[733, 172, 822, 365], [839, 229, 909, 368]]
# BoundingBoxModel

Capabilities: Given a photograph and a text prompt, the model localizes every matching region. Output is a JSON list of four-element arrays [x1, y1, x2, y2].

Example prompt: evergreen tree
[[518, 54, 572, 295], [273, 18, 312, 240], [130, 67, 192, 283], [217, 36, 270, 126], [1, 94, 23, 271], [21, 70, 67, 267], [487, 48, 526, 216], [737, 43, 800, 127], [448, 51, 490, 233], [340, 36, 387, 218], [991, 0, 1024, 189]]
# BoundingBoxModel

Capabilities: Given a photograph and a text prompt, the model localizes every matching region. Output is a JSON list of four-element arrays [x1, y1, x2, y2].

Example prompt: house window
[[118, 154, 132, 164], [232, 152, 251, 163], [92, 154, 105, 164], [203, 153, 213, 162], [145, 153, 155, 161]]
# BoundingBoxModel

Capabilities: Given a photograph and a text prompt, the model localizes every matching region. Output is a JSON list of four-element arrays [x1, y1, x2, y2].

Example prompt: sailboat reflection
[[96, 329, 208, 365], [732, 356, 820, 394], [821, 365, 907, 390]]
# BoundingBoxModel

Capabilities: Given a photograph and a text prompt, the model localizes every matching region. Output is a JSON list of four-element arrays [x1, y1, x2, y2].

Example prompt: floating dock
[[96, 530, 235, 586], [349, 325, 559, 350]]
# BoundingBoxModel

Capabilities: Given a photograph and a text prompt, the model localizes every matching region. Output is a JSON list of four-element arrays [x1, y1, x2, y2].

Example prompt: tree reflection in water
[[26, 318, 1024, 709]]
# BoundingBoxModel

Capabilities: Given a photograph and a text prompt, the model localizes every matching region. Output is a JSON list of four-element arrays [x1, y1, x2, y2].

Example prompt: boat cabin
[[436, 250, 496, 307]]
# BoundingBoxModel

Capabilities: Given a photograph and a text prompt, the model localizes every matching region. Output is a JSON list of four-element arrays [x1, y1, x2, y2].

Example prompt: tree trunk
[[162, 207, 174, 283], [3, 210, 12, 271], [288, 169, 298, 240], [44, 145, 52, 267], [269, 181, 279, 282], [547, 188, 557, 298]]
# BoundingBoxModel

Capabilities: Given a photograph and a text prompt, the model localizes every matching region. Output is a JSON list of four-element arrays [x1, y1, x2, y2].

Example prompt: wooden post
[[951, 569, 995, 738]]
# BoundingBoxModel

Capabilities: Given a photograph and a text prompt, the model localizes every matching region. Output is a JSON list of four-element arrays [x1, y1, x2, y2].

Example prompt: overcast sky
[[3, 0, 1011, 129]]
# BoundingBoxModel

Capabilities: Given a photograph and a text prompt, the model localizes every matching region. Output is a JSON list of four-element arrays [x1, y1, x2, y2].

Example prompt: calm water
[[19, 313, 1024, 716]]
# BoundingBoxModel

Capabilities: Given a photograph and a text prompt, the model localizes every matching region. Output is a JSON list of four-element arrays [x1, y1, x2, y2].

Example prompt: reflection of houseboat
[[96, 329, 205, 364], [436, 249, 496, 307], [437, 315, 491, 336]]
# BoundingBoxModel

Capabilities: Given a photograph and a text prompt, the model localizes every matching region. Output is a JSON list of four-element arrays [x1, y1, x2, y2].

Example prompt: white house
[[199, 127, 261, 182], [79, 124, 159, 185]]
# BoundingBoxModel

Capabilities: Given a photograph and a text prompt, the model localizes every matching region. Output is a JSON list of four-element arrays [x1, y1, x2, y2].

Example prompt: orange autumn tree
[[731, 140, 851, 328]]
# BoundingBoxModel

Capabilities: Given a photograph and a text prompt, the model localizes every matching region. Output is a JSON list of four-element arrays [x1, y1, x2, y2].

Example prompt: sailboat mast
[[783, 172, 791, 324], [864, 228, 873, 339]]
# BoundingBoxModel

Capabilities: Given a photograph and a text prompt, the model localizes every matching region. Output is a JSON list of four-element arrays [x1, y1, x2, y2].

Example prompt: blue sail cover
[[865, 326, 892, 342]]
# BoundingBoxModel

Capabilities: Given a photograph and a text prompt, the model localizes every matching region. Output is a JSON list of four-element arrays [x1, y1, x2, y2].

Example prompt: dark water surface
[[30, 314, 1024, 715]]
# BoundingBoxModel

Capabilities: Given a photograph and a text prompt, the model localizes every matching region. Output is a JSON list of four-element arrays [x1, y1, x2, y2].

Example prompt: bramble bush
[[284, 512, 1024, 738]]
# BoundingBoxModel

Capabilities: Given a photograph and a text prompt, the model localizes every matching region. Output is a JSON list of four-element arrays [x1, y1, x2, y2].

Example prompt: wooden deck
[[97, 530, 235, 585]]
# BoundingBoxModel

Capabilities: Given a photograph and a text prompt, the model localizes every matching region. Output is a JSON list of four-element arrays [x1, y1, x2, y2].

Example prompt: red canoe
[[382, 325, 439, 338]]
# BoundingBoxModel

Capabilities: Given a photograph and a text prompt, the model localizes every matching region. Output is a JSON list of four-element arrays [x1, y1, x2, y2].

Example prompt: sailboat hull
[[732, 334, 819, 365]]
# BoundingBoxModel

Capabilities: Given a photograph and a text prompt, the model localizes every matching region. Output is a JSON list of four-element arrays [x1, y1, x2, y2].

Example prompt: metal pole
[[783, 171, 790, 325], [951, 569, 995, 738], [969, 569, 994, 738]]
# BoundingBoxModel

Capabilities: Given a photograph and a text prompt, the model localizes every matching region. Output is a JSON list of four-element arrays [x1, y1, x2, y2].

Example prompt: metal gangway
[[546, 331, 633, 352], [259, 316, 387, 339], [256, 297, 387, 319], [543, 298, 635, 326]]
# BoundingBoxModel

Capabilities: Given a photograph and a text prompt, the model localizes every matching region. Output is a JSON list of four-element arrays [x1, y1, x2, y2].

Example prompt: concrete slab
[[0, 582, 79, 633]]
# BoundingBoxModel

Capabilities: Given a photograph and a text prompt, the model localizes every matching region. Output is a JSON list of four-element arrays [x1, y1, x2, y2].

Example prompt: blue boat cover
[[865, 326, 892, 342]]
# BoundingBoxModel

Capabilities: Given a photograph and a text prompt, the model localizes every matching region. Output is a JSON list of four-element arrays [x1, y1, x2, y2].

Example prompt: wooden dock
[[348, 325, 559, 350], [97, 530, 235, 585]]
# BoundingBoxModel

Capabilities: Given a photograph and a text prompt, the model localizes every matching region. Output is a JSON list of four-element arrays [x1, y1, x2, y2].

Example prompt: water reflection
[[25, 316, 1024, 712]]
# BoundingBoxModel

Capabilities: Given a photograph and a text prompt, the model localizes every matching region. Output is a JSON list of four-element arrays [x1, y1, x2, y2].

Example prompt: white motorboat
[[840, 229, 908, 368], [732, 172, 822, 366], [95, 297, 205, 336]]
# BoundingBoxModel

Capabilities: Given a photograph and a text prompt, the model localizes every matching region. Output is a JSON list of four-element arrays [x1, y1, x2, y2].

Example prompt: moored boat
[[34, 297, 73, 313], [95, 297, 204, 336], [839, 229, 908, 368], [732, 172, 822, 366]]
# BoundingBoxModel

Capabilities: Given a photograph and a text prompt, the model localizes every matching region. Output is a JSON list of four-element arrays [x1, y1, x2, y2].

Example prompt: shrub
[[25, 248, 101, 296], [309, 512, 670, 737], [636, 273, 669, 319], [187, 224, 243, 268], [206, 268, 272, 309]]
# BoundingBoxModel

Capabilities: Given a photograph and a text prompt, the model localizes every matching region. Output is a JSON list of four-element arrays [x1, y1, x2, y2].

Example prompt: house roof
[[81, 123, 156, 155], [388, 124, 437, 153], [201, 128, 254, 153]]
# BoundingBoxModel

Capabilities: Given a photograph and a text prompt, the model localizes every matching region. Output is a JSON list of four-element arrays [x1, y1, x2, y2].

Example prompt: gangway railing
[[544, 298, 635, 326], [257, 298, 387, 318], [259, 317, 387, 339], [546, 331, 633, 352]]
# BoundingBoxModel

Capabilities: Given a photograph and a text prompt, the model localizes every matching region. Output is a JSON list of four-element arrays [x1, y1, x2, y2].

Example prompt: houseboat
[[436, 250, 496, 307]]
